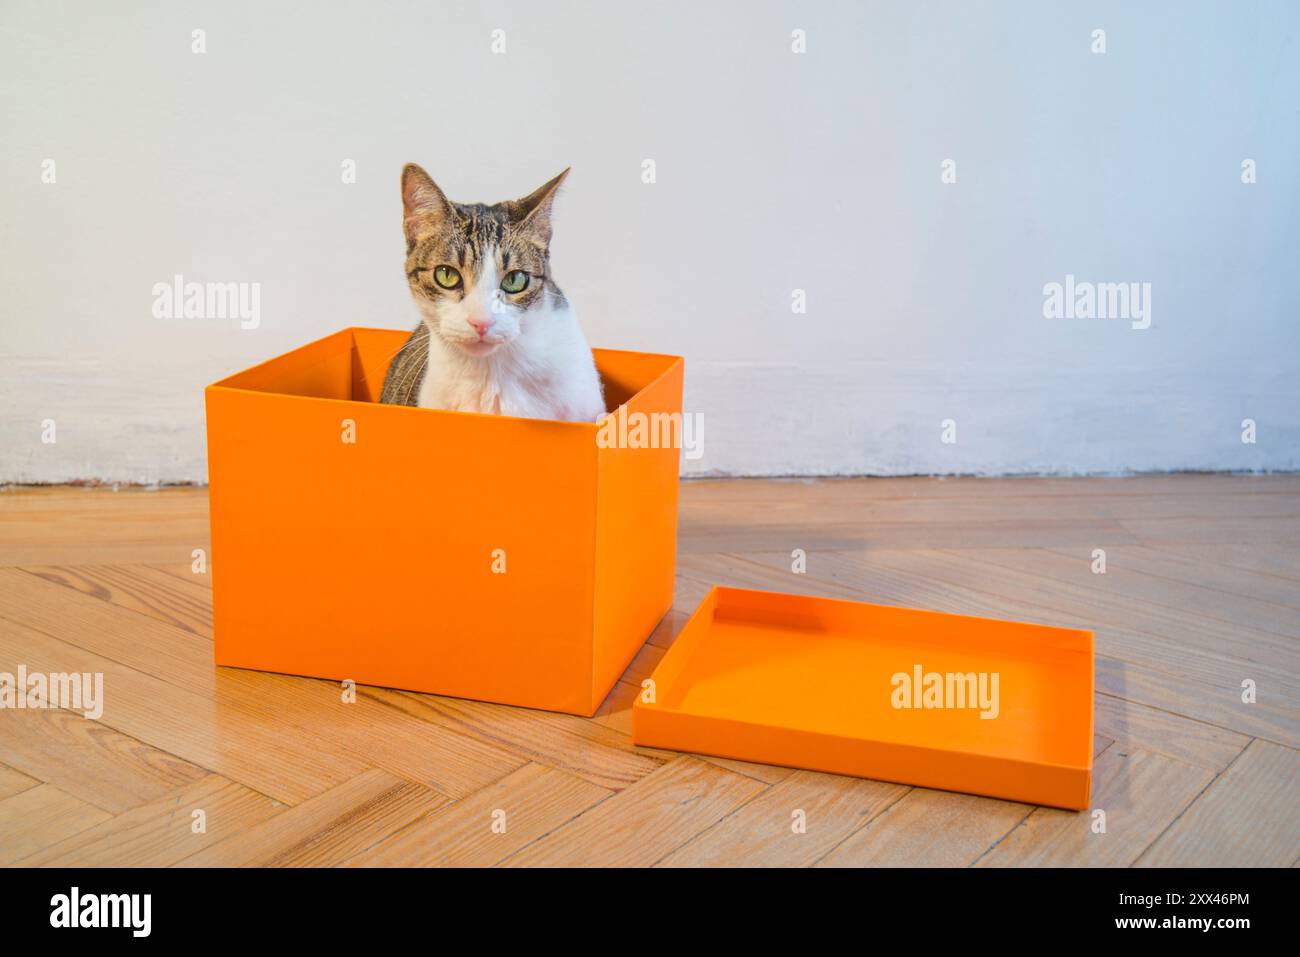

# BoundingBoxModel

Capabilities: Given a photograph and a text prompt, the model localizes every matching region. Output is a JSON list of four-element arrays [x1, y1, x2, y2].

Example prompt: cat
[[379, 164, 606, 422]]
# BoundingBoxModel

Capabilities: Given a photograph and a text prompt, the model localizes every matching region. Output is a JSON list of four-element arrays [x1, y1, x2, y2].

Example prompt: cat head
[[401, 164, 569, 357]]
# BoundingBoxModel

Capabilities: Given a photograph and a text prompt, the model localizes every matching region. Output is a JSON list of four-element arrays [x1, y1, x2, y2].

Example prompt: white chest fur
[[416, 300, 605, 422]]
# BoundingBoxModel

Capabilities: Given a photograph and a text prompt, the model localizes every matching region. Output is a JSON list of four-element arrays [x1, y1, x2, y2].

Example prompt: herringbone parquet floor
[[0, 476, 1296, 866]]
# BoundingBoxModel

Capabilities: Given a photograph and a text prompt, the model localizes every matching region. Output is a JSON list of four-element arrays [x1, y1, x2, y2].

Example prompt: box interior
[[655, 587, 1093, 770], [212, 327, 679, 417]]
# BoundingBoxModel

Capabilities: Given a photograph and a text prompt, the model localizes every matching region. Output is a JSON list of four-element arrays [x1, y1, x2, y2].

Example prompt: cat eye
[[500, 270, 530, 294], [432, 265, 462, 290]]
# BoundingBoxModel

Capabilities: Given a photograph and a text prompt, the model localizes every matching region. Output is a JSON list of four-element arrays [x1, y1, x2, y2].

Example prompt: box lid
[[632, 586, 1094, 809]]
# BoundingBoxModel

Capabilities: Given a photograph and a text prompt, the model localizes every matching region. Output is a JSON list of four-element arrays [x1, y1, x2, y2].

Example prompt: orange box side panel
[[591, 354, 684, 707], [206, 387, 598, 713], [350, 327, 409, 403], [633, 586, 1095, 810], [212, 327, 357, 399]]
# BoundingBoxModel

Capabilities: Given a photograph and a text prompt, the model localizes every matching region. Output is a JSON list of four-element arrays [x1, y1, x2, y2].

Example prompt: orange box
[[633, 587, 1095, 809], [205, 327, 683, 716]]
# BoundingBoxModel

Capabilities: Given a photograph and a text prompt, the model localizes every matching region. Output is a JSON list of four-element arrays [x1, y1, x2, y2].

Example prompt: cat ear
[[401, 164, 455, 240], [510, 168, 570, 245]]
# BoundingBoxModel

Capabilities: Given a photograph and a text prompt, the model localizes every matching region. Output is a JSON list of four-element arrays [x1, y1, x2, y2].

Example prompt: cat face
[[401, 164, 568, 357]]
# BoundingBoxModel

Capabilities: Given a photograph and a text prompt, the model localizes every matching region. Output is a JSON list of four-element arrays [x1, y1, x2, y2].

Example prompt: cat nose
[[468, 317, 491, 338]]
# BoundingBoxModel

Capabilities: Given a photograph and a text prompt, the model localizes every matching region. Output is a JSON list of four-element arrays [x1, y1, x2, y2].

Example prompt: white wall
[[2, 0, 1297, 483]]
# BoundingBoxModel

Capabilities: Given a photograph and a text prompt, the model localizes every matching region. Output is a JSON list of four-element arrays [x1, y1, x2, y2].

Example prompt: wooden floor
[[0, 476, 1296, 867]]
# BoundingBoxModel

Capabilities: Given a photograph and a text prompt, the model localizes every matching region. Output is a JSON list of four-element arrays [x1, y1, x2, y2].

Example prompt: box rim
[[206, 325, 686, 431], [710, 584, 1094, 644]]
